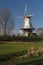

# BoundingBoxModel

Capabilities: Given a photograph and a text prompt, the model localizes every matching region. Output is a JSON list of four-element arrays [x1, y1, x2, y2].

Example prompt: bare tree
[[0, 8, 14, 36], [36, 28, 43, 36]]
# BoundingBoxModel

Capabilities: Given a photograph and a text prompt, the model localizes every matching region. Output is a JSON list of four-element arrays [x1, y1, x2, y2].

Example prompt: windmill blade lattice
[[24, 4, 28, 16]]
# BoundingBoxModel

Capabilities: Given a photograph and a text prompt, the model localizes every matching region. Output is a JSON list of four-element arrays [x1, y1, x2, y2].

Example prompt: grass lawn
[[0, 41, 43, 55], [0, 41, 43, 65]]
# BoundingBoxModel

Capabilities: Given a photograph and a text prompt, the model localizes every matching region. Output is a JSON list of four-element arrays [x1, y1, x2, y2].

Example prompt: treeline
[[0, 35, 43, 42]]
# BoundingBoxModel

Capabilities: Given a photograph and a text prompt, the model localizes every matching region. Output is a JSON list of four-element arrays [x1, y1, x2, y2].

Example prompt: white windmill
[[18, 4, 35, 36]]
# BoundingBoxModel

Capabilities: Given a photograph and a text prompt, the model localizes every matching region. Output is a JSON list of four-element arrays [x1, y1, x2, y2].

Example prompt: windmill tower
[[18, 4, 35, 36]]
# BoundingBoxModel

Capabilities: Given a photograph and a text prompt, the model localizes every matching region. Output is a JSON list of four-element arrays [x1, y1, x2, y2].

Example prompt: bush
[[0, 35, 43, 42]]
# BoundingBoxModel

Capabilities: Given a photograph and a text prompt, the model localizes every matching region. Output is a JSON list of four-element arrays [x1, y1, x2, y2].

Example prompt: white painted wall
[[24, 17, 32, 28]]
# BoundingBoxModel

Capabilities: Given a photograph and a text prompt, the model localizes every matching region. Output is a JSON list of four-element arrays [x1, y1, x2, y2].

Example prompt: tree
[[36, 28, 43, 36], [0, 8, 14, 36]]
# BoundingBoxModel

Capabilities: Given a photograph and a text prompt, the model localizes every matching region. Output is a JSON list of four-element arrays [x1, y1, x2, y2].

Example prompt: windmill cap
[[24, 15, 33, 18]]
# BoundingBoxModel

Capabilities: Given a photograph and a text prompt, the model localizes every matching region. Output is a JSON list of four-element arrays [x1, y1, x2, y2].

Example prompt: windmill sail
[[24, 4, 27, 16]]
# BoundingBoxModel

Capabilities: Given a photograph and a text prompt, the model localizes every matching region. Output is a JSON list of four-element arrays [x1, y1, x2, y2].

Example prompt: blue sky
[[0, 0, 43, 34]]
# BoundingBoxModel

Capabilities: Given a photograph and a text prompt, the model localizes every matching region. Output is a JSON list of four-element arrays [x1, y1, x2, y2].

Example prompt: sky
[[0, 0, 43, 34]]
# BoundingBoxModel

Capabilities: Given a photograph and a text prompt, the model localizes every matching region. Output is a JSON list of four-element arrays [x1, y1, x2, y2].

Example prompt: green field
[[0, 41, 43, 65]]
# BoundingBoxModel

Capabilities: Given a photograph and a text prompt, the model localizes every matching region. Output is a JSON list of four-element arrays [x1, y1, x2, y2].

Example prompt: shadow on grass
[[0, 50, 27, 62], [17, 56, 43, 65]]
